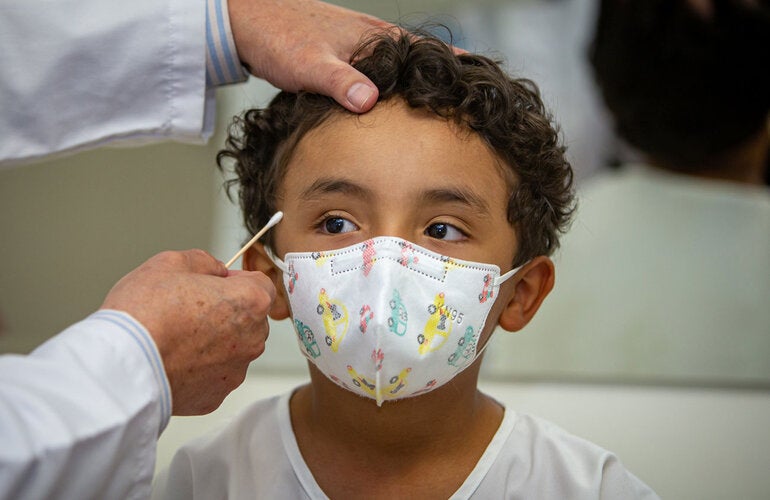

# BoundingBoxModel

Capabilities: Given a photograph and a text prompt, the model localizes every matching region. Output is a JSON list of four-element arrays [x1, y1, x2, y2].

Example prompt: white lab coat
[[0, 3, 208, 497], [0, 311, 170, 500], [0, 0, 214, 166]]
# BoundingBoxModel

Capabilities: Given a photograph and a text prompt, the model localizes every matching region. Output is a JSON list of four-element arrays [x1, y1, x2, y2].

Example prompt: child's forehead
[[279, 100, 515, 208], [290, 99, 506, 174], [296, 99, 516, 182]]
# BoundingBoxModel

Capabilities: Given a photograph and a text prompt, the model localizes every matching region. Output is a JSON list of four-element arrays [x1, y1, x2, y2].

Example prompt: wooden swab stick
[[225, 211, 284, 269]]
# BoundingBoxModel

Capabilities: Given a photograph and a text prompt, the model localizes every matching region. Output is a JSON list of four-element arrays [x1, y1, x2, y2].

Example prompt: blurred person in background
[[484, 0, 770, 384]]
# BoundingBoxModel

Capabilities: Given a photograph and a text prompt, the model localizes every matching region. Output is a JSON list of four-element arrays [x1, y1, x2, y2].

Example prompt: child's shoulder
[[473, 408, 659, 499], [183, 392, 287, 459], [163, 392, 289, 475], [153, 393, 296, 500], [508, 410, 612, 456]]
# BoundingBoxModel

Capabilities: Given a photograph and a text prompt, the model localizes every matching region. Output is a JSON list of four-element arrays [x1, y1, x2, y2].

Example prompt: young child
[[153, 30, 658, 499]]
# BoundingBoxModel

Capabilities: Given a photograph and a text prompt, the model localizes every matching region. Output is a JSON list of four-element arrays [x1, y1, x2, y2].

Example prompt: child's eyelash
[[311, 211, 343, 227], [311, 211, 358, 234], [430, 221, 468, 234], [428, 219, 470, 234]]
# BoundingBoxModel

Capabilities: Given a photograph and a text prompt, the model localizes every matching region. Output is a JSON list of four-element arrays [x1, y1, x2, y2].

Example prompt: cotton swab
[[225, 211, 284, 269]]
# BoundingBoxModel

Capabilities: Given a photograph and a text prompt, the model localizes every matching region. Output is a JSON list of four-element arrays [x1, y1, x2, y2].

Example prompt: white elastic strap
[[475, 329, 496, 359], [263, 244, 288, 273], [493, 263, 525, 287]]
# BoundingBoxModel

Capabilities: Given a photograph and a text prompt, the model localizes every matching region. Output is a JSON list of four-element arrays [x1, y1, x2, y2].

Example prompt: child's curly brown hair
[[218, 29, 575, 266]]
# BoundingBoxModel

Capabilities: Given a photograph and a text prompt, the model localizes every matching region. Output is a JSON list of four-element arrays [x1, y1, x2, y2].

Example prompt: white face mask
[[269, 237, 521, 406]]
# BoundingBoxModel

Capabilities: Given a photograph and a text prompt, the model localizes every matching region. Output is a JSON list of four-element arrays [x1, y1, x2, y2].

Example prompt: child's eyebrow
[[419, 187, 490, 215], [299, 177, 372, 200], [299, 178, 490, 215]]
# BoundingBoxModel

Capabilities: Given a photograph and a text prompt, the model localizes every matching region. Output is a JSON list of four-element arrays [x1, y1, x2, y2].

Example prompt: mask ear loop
[[493, 261, 526, 287], [473, 261, 528, 360], [263, 244, 288, 273], [225, 211, 284, 268]]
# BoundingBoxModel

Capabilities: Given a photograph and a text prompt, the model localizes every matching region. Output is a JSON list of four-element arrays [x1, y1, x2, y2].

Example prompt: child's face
[[271, 99, 519, 271], [264, 99, 521, 347]]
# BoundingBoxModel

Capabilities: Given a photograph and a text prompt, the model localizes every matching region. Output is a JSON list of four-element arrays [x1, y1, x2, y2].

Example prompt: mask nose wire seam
[[373, 259, 394, 407]]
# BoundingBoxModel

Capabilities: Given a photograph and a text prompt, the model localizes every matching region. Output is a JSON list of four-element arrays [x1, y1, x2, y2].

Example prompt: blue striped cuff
[[91, 310, 172, 432], [205, 0, 249, 87]]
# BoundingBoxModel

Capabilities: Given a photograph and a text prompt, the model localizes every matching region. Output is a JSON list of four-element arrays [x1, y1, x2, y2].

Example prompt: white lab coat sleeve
[[0, 0, 214, 166], [0, 310, 172, 500]]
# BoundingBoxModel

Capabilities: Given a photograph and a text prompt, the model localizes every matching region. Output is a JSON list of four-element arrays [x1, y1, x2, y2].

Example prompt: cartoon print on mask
[[418, 292, 454, 354], [372, 348, 384, 370], [384, 368, 412, 397], [411, 379, 438, 397], [448, 326, 477, 368], [440, 254, 463, 275], [294, 319, 321, 359], [387, 289, 408, 336], [347, 365, 412, 401], [329, 373, 352, 392], [397, 240, 419, 266], [478, 273, 494, 303], [311, 250, 331, 267], [316, 288, 349, 352], [287, 262, 299, 294], [275, 237, 521, 405], [359, 304, 374, 333], [346, 365, 376, 395], [361, 239, 376, 276]]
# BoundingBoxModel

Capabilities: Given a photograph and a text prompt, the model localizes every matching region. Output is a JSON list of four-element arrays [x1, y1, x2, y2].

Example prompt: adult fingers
[[180, 249, 228, 277], [315, 58, 379, 113], [228, 269, 276, 300], [147, 249, 227, 277]]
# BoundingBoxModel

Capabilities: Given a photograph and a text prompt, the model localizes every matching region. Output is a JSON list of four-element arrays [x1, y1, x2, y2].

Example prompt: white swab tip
[[267, 211, 284, 227]]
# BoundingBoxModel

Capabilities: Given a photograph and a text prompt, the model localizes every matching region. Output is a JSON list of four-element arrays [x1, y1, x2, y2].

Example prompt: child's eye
[[322, 216, 358, 234], [425, 222, 466, 241]]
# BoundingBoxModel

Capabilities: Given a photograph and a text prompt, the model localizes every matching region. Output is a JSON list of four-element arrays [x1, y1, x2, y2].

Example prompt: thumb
[[316, 59, 379, 113]]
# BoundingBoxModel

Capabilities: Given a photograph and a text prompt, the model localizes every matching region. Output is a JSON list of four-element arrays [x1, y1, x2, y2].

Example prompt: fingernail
[[346, 83, 376, 111]]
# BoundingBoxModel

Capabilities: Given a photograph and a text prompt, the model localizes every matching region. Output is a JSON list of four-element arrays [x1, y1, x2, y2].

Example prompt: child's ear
[[243, 243, 291, 321], [497, 256, 555, 332]]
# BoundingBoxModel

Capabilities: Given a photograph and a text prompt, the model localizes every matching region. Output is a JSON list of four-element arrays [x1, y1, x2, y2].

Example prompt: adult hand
[[229, 0, 391, 113], [100, 249, 275, 415]]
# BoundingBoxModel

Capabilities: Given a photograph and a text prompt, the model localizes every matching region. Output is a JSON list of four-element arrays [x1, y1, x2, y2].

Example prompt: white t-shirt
[[153, 390, 659, 499]]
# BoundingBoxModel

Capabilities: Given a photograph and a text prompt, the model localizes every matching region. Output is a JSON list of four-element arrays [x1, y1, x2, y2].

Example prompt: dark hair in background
[[590, 0, 770, 172], [218, 29, 575, 266]]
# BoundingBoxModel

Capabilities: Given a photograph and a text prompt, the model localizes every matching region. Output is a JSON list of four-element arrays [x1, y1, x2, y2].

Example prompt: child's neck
[[288, 365, 504, 499]]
